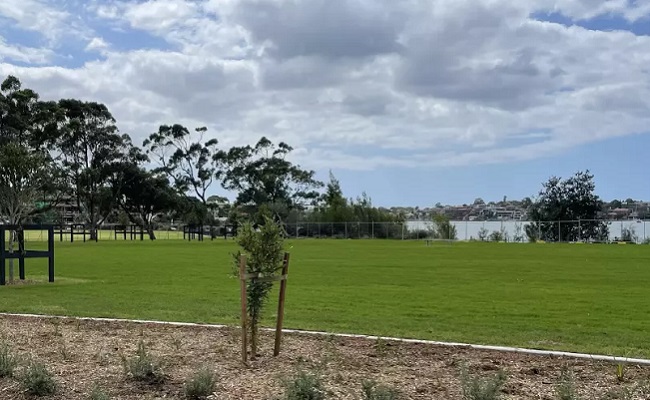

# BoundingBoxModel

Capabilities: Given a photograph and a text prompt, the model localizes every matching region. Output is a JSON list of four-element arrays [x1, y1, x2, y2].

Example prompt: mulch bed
[[0, 315, 649, 399]]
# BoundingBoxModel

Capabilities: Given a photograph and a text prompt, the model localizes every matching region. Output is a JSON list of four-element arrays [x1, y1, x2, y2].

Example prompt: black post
[[48, 226, 55, 283], [70, 224, 74, 243], [18, 228, 25, 280], [19, 257, 25, 281], [0, 226, 5, 286]]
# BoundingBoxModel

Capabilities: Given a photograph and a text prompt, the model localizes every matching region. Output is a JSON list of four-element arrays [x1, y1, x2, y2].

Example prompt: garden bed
[[0, 315, 648, 399]]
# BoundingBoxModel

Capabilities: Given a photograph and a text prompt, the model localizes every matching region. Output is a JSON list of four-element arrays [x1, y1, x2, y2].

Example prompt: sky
[[0, 0, 649, 207]]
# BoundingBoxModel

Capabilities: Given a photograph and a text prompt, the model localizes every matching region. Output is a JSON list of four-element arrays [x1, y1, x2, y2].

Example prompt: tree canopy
[[219, 137, 322, 217], [528, 170, 608, 242]]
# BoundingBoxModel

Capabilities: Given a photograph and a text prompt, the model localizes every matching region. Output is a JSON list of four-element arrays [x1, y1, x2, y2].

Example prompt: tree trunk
[[250, 318, 258, 360], [147, 226, 156, 241], [90, 224, 98, 241]]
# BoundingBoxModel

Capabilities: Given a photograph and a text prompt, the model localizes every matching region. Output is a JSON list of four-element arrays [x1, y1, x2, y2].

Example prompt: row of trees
[[0, 75, 394, 240]]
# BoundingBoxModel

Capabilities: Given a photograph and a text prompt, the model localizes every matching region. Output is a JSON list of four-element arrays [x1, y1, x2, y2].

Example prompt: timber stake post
[[239, 254, 248, 365], [274, 252, 291, 356]]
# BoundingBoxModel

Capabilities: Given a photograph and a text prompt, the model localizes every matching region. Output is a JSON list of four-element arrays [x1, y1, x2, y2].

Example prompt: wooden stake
[[239, 254, 248, 365], [274, 252, 290, 356]]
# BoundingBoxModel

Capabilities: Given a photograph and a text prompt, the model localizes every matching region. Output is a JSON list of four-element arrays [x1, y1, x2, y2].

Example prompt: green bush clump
[[184, 367, 216, 399], [0, 342, 19, 378], [21, 361, 57, 397], [123, 340, 165, 384], [362, 380, 400, 400], [283, 371, 326, 400]]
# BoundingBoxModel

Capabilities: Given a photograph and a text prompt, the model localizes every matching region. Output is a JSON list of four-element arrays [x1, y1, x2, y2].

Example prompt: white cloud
[[85, 37, 110, 53], [0, 37, 54, 65], [0, 0, 88, 43], [0, 0, 649, 173]]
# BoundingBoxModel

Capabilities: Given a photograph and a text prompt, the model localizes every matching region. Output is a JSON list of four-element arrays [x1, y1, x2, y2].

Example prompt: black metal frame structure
[[54, 224, 97, 243], [0, 225, 55, 286], [114, 224, 144, 241]]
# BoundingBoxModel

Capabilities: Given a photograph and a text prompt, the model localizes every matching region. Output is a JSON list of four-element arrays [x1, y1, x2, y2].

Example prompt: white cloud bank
[[0, 0, 649, 171]]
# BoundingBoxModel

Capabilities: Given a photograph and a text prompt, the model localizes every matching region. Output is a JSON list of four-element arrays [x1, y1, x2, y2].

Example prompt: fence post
[[578, 218, 581, 241], [538, 221, 541, 241], [48, 226, 55, 283], [0, 226, 5, 286], [372, 221, 375, 239], [559, 220, 562, 243]]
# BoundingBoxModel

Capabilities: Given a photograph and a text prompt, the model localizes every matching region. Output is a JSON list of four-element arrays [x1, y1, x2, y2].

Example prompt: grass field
[[1, 239, 649, 358]]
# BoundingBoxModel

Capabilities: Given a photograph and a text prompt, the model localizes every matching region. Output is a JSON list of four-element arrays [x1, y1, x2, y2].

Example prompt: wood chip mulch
[[0, 315, 649, 399]]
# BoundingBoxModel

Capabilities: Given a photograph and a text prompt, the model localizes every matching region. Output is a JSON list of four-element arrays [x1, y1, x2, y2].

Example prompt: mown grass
[[1, 240, 649, 357]]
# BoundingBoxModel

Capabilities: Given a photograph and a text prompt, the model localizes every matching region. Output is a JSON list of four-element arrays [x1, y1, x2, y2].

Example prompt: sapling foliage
[[234, 213, 286, 358]]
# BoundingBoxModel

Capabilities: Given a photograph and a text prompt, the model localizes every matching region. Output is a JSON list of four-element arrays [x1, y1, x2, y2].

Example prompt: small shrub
[[0, 342, 19, 378], [643, 237, 650, 245], [283, 371, 326, 400], [184, 367, 216, 399], [512, 223, 525, 243], [430, 214, 458, 240], [21, 361, 57, 396], [407, 229, 430, 240], [460, 366, 506, 400], [362, 380, 400, 400], [620, 226, 638, 243], [90, 385, 110, 400], [124, 340, 165, 384], [489, 228, 509, 242], [477, 228, 489, 242]]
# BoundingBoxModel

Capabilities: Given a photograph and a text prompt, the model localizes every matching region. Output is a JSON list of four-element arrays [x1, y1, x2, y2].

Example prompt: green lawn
[[1, 240, 649, 357]]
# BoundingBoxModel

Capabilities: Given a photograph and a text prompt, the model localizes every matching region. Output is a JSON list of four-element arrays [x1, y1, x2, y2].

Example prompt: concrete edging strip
[[2, 312, 649, 365]]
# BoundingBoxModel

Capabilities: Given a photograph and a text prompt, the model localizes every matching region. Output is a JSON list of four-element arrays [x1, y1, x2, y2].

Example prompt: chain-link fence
[[5, 220, 649, 243], [285, 220, 650, 243]]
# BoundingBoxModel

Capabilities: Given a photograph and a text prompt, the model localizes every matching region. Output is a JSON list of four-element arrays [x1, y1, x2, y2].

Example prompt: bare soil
[[0, 315, 649, 399]]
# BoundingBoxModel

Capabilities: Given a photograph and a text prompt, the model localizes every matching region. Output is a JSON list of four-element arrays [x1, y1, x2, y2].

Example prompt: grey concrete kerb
[[2, 312, 649, 366]]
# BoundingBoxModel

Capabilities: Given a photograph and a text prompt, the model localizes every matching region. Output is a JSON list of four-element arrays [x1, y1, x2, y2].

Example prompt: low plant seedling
[[90, 384, 110, 400], [170, 334, 183, 351], [0, 342, 19, 378], [283, 371, 326, 400], [124, 340, 165, 384], [20, 361, 57, 396], [59, 340, 72, 361], [555, 368, 580, 400], [460, 365, 507, 400], [373, 337, 389, 357], [615, 363, 626, 383], [184, 366, 216, 399], [362, 380, 400, 400]]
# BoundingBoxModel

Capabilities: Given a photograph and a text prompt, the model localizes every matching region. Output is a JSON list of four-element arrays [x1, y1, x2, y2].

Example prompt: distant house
[[608, 208, 632, 220]]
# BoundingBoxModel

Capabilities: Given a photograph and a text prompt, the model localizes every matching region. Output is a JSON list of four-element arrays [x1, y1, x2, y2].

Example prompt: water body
[[406, 220, 650, 243]]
